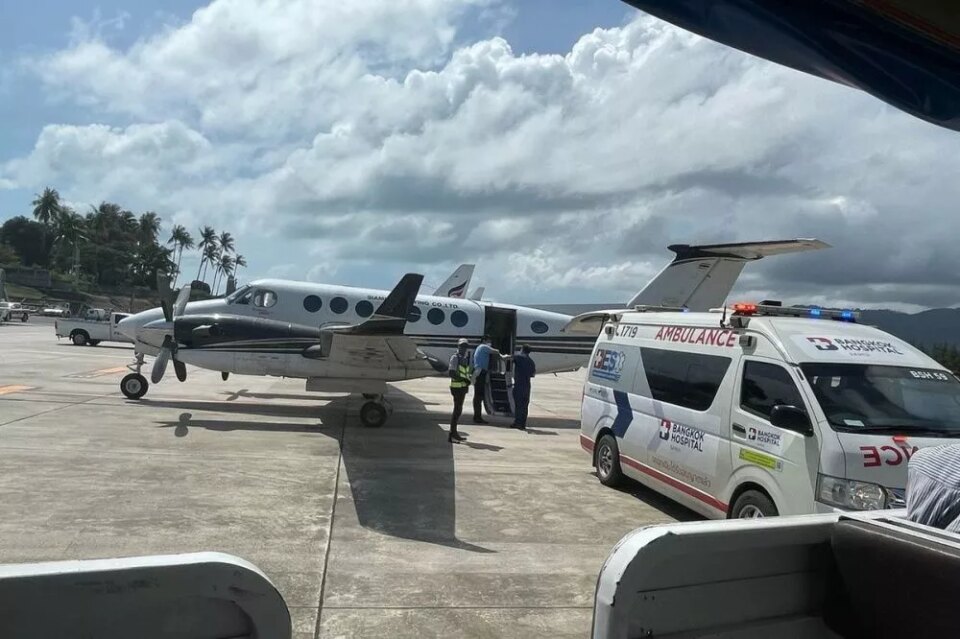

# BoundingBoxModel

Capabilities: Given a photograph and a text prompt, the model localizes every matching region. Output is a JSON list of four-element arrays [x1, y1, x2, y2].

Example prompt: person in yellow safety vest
[[448, 338, 473, 443]]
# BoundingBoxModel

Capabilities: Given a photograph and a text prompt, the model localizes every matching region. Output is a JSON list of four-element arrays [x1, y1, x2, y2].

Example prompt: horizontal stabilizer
[[628, 238, 828, 311], [470, 286, 485, 300]]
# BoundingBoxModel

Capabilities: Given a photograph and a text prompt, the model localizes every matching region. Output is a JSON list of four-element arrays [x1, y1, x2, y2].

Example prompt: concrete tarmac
[[0, 319, 695, 638]]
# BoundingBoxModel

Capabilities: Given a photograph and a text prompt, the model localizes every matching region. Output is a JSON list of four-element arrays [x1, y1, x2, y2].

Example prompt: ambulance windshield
[[802, 363, 960, 435]]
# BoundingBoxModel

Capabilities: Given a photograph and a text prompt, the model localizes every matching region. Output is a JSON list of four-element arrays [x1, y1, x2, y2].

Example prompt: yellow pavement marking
[[0, 385, 34, 395]]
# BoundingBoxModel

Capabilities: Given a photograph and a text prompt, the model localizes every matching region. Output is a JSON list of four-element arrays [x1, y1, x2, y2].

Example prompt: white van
[[575, 302, 960, 519]]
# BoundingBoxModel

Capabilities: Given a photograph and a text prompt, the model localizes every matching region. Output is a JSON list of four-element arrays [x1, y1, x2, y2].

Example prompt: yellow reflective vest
[[450, 353, 473, 389]]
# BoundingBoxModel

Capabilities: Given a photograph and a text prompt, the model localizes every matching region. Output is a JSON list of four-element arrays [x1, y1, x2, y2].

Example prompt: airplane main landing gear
[[121, 352, 149, 400], [359, 395, 392, 428]]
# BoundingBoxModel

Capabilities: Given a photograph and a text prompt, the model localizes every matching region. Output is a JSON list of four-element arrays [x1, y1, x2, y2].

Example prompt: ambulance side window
[[639, 347, 731, 411], [741, 361, 805, 420]]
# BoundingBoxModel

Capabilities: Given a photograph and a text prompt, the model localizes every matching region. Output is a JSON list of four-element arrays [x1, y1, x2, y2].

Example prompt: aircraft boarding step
[[486, 372, 514, 417]]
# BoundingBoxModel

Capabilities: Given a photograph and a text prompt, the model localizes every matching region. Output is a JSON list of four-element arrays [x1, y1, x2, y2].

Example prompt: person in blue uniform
[[510, 344, 536, 430], [472, 334, 503, 424]]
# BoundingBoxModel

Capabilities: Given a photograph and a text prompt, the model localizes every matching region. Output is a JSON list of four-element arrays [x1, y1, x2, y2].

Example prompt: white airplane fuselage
[[118, 279, 592, 384]]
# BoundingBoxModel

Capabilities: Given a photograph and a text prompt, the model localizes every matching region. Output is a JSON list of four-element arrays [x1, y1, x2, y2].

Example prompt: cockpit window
[[253, 290, 278, 308], [228, 285, 253, 304]]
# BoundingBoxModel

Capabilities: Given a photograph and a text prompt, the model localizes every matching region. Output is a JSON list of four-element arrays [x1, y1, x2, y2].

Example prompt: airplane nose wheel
[[359, 398, 390, 428], [120, 373, 149, 400]]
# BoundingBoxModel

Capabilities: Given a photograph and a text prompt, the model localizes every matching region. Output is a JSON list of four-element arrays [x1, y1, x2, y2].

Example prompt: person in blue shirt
[[472, 334, 503, 424], [510, 344, 536, 430]]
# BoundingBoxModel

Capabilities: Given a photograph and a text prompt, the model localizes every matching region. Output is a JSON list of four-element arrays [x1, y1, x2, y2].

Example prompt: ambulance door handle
[[732, 423, 747, 436]]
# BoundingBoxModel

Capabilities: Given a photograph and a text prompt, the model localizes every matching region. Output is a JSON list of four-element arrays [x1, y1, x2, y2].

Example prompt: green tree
[[51, 207, 88, 275], [213, 253, 234, 295], [0, 216, 47, 266], [0, 243, 19, 266], [233, 254, 247, 280], [196, 226, 217, 281], [217, 230, 235, 254], [31, 187, 61, 226], [138, 212, 161, 245], [167, 225, 195, 286]]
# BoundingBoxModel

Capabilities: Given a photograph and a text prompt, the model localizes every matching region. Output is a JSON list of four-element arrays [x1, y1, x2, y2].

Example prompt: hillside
[[532, 304, 960, 349]]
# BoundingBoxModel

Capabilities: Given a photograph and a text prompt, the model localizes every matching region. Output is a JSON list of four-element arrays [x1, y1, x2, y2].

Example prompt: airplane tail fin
[[434, 264, 474, 298], [470, 286, 485, 300], [628, 239, 829, 311]]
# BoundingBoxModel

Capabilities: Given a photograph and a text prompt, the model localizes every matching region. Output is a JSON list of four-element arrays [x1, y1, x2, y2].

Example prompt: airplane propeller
[[151, 283, 192, 384]]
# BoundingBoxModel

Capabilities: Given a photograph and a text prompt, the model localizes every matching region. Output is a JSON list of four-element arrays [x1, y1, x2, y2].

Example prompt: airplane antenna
[[720, 302, 728, 328]]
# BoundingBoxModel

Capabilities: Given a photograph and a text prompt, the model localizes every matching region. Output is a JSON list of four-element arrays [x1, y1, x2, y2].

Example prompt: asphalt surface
[[0, 318, 693, 638]]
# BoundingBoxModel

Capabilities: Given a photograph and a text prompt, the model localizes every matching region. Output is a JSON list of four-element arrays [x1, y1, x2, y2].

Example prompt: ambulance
[[573, 302, 960, 519]]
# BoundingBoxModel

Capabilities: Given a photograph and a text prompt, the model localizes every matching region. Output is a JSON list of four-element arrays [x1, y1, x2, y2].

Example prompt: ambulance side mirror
[[770, 404, 813, 436]]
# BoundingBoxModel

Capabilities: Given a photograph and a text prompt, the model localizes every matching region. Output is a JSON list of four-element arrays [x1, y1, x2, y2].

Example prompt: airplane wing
[[433, 264, 474, 298], [305, 273, 447, 373], [621, 0, 960, 132]]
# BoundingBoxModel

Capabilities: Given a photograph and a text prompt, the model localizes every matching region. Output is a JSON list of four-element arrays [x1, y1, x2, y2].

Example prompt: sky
[[2, 0, 959, 310]]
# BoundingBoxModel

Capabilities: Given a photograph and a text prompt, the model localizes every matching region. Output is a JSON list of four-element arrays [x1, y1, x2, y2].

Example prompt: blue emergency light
[[841, 310, 855, 321], [809, 308, 822, 318]]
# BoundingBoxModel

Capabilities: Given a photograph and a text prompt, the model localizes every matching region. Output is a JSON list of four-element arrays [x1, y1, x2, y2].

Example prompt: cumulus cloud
[[5, 2, 960, 306]]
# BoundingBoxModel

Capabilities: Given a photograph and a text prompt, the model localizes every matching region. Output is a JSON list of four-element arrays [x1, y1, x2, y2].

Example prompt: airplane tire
[[72, 331, 88, 346], [120, 373, 149, 400], [360, 401, 387, 428], [20, 313, 28, 322], [595, 434, 625, 487]]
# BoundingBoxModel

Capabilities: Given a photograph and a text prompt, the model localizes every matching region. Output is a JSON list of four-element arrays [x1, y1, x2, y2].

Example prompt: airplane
[[115, 239, 827, 427], [433, 264, 474, 298]]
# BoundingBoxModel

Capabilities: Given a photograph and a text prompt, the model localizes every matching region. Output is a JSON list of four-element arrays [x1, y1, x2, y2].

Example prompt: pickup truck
[[0, 302, 30, 322], [55, 309, 133, 346]]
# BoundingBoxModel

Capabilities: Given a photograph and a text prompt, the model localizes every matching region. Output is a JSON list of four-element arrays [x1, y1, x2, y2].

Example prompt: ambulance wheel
[[120, 373, 149, 400], [71, 331, 88, 346], [362, 393, 377, 400], [595, 434, 625, 487], [360, 401, 387, 428], [730, 490, 778, 519]]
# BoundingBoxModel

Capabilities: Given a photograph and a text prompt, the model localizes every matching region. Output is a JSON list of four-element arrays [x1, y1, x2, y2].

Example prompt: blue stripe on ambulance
[[611, 390, 633, 437]]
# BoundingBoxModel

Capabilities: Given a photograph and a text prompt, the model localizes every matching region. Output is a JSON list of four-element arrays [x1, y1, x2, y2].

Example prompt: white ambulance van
[[576, 302, 960, 519]]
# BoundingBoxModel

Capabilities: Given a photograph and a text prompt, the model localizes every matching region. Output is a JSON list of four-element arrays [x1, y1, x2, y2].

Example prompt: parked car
[[0, 302, 30, 322]]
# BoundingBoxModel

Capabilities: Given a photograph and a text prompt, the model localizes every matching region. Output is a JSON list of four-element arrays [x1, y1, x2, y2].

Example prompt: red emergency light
[[732, 303, 757, 315]]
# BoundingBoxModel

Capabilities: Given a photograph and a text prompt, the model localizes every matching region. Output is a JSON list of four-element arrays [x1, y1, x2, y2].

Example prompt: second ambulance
[[576, 302, 960, 519]]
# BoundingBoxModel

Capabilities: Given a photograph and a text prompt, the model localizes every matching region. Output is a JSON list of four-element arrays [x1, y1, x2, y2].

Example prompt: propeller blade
[[151, 348, 171, 384], [221, 371, 229, 381], [172, 284, 192, 318], [173, 359, 187, 382], [157, 275, 174, 322]]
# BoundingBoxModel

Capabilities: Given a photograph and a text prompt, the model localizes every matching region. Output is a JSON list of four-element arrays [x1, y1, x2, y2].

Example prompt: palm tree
[[201, 244, 219, 283], [31, 187, 61, 226], [167, 225, 195, 286], [233, 254, 247, 280], [138, 212, 161, 245], [217, 231, 235, 255], [195, 226, 217, 281], [51, 207, 87, 275], [214, 253, 234, 295]]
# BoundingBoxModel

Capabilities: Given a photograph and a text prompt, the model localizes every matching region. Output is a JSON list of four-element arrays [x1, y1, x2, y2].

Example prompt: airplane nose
[[116, 315, 139, 341]]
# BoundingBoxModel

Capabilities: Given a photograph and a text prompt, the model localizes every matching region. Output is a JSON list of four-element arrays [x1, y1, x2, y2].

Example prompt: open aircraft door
[[482, 306, 516, 417]]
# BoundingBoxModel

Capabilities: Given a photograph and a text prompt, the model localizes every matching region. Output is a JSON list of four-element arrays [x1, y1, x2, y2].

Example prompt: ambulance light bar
[[731, 303, 859, 322]]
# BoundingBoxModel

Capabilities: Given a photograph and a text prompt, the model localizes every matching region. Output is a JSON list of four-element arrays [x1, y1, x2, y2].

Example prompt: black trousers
[[450, 386, 468, 433], [473, 370, 488, 420]]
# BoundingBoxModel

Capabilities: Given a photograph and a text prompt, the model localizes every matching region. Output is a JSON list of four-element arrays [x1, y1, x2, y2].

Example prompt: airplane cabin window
[[408, 306, 422, 323], [330, 296, 348, 314], [356, 300, 374, 318], [531, 320, 549, 334], [253, 290, 278, 308], [451, 310, 468, 327], [303, 295, 322, 313], [428, 308, 445, 325]]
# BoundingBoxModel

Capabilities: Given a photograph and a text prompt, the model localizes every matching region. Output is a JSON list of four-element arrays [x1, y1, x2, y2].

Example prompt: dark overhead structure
[[621, 1, 960, 132]]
